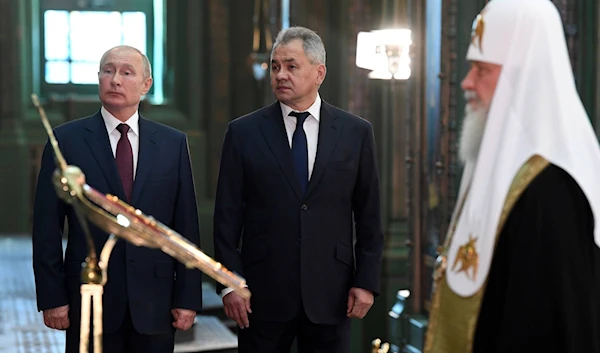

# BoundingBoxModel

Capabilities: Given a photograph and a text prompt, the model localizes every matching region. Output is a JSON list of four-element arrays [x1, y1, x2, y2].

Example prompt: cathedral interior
[[0, 0, 598, 352]]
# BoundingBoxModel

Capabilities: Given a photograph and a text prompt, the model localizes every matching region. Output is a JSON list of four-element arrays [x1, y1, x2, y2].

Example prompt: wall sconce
[[250, 53, 270, 81], [356, 29, 412, 80]]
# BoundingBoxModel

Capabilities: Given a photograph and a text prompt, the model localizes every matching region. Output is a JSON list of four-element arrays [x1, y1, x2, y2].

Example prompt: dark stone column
[[0, 0, 30, 234]]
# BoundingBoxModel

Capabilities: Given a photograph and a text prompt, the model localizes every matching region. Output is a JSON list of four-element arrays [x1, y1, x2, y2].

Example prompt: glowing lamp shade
[[356, 29, 412, 80]]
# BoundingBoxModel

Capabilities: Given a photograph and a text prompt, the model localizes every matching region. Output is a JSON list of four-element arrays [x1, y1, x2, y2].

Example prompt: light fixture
[[356, 29, 412, 80], [250, 53, 270, 81], [249, 0, 273, 81]]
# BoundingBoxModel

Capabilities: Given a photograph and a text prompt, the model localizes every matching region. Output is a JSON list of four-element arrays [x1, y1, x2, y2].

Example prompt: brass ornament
[[451, 234, 479, 281]]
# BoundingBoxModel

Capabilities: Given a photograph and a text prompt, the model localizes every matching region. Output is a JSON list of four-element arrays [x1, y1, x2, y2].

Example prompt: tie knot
[[117, 124, 130, 135], [289, 111, 310, 125]]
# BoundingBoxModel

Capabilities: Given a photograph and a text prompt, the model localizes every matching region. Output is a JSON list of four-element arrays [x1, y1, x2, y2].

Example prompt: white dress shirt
[[221, 94, 322, 298], [101, 107, 140, 179]]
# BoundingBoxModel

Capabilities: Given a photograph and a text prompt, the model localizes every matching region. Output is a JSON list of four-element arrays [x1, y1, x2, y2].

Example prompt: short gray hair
[[271, 26, 326, 66], [99, 45, 152, 79]]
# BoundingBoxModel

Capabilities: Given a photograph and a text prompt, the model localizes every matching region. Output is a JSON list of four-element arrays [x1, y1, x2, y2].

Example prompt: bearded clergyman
[[425, 0, 600, 352]]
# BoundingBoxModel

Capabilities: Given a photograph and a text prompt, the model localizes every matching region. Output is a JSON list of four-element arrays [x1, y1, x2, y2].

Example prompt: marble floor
[[0, 236, 237, 353]]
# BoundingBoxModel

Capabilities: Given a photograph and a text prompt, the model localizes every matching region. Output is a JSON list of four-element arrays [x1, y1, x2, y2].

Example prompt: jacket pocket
[[335, 242, 354, 267], [154, 261, 175, 278], [328, 160, 355, 170], [147, 172, 177, 184], [241, 242, 269, 268]]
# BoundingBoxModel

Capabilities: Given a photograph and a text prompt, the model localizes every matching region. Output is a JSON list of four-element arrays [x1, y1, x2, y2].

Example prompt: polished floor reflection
[[0, 236, 237, 353]]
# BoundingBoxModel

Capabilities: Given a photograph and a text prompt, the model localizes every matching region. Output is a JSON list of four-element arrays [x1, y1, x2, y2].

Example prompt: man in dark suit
[[32, 45, 202, 353], [214, 26, 384, 353]]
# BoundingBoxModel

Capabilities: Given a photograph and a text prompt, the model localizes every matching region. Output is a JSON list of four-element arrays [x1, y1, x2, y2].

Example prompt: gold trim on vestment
[[424, 155, 550, 353]]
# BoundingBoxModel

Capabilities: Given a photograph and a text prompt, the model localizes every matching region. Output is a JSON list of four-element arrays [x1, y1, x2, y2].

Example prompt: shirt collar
[[101, 107, 140, 136], [279, 93, 322, 122]]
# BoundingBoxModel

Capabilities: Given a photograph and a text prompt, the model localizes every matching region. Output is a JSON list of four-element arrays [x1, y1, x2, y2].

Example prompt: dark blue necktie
[[289, 111, 310, 195]]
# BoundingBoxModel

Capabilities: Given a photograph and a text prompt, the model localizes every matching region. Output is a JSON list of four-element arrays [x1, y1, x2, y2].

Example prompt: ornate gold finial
[[471, 7, 487, 53], [451, 234, 479, 281], [371, 338, 382, 353], [371, 338, 390, 353]]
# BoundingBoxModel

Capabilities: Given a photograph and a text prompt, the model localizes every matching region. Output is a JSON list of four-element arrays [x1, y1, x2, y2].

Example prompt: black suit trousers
[[238, 306, 351, 353]]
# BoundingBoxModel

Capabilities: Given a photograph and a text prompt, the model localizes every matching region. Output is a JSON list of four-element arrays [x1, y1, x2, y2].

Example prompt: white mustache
[[464, 90, 479, 101]]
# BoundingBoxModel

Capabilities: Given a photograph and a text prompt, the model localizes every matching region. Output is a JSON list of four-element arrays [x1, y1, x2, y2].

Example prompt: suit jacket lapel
[[83, 111, 126, 200], [259, 102, 304, 200], [131, 116, 158, 205], [307, 102, 342, 196]]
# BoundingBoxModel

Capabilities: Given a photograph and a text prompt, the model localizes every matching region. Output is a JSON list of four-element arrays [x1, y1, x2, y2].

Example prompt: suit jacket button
[[301, 204, 308, 211]]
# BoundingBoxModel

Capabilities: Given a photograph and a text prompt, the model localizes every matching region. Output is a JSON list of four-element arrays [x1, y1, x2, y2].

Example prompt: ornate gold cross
[[471, 7, 487, 52]]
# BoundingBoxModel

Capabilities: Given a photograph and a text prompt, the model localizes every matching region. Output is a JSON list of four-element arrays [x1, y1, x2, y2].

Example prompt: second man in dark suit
[[214, 26, 384, 353], [32, 45, 202, 353]]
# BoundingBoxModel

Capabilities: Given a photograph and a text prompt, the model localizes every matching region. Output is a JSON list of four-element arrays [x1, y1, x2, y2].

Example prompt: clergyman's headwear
[[447, 0, 600, 297]]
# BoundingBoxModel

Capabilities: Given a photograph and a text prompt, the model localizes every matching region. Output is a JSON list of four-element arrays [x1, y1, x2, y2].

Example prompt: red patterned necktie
[[116, 124, 133, 202]]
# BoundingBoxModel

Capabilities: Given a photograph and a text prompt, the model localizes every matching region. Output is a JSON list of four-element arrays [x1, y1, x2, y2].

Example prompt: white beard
[[459, 93, 488, 164]]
